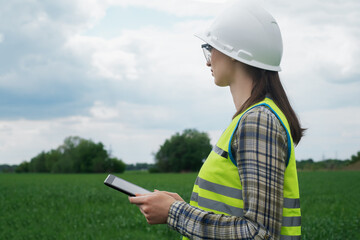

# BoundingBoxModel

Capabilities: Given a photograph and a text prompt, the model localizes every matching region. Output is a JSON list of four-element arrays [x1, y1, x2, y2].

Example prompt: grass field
[[1, 171, 359, 240]]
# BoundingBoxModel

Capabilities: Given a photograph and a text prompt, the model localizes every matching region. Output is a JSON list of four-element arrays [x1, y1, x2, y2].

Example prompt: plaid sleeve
[[167, 201, 270, 240], [234, 106, 287, 239], [167, 106, 287, 240]]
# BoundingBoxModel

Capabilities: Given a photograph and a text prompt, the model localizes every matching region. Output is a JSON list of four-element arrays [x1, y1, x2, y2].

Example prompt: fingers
[[129, 191, 177, 225], [154, 190, 184, 202], [129, 195, 147, 205], [130, 191, 184, 206], [129, 191, 155, 204], [129, 195, 153, 223], [129, 196, 148, 220]]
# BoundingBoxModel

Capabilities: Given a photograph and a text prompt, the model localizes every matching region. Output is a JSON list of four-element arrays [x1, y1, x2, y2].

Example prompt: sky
[[0, 0, 359, 165]]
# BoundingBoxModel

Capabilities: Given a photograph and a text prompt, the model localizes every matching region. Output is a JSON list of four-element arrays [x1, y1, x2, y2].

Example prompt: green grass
[[298, 171, 360, 240], [0, 171, 359, 240]]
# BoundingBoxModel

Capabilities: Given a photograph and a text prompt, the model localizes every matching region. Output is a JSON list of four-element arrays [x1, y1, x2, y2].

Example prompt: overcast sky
[[1, 0, 359, 165]]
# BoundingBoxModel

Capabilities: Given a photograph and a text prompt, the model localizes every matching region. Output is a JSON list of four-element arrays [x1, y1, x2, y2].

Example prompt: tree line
[[1, 130, 359, 173], [296, 151, 360, 171], [126, 163, 156, 171], [14, 136, 126, 173], [1, 129, 212, 174]]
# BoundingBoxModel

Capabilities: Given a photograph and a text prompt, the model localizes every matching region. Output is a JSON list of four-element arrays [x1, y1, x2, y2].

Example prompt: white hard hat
[[195, 1, 283, 71]]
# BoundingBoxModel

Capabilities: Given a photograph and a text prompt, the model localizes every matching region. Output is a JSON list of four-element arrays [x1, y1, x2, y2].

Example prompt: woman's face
[[207, 49, 237, 87]]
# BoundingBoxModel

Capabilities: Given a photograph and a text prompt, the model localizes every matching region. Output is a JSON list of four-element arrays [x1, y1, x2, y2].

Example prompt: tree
[[108, 157, 126, 173], [29, 151, 48, 172], [0, 164, 18, 173], [155, 129, 212, 172], [15, 162, 30, 173], [350, 151, 360, 164], [16, 136, 126, 173]]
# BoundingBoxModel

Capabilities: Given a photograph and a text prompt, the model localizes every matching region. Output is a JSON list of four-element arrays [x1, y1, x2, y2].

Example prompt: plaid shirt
[[167, 106, 287, 240]]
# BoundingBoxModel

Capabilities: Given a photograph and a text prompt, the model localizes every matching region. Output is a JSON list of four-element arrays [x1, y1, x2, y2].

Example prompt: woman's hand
[[154, 189, 185, 202], [129, 191, 182, 225]]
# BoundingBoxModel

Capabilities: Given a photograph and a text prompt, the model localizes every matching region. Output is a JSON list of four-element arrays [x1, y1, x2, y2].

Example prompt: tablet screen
[[104, 174, 151, 196]]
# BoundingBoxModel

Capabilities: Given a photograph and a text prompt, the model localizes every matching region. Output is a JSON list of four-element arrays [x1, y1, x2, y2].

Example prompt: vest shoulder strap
[[228, 98, 293, 167]]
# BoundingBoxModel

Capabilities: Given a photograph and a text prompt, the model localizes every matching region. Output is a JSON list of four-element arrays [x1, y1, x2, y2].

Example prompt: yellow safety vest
[[183, 98, 301, 240]]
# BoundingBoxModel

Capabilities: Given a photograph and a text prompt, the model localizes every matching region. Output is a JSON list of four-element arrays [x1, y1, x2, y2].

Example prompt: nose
[[206, 61, 211, 67]]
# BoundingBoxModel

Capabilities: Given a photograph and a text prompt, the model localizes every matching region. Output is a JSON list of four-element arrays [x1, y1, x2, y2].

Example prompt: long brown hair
[[234, 64, 305, 145]]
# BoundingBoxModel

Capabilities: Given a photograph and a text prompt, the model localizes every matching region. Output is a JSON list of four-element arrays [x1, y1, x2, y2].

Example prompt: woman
[[129, 1, 304, 239]]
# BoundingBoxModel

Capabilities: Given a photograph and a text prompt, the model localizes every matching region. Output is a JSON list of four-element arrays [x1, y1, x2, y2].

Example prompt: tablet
[[104, 174, 151, 196]]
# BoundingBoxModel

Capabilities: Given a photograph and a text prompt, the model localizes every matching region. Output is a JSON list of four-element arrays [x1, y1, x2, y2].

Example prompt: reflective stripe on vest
[[184, 98, 301, 240]]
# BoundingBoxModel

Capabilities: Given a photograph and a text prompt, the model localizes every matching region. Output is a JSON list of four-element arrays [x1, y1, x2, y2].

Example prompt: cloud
[[0, 0, 235, 163], [107, 0, 225, 17], [0, 116, 167, 164], [294, 24, 360, 84], [297, 106, 360, 160], [65, 19, 235, 127], [0, 0, 108, 119], [0, 0, 219, 120], [261, 0, 360, 115]]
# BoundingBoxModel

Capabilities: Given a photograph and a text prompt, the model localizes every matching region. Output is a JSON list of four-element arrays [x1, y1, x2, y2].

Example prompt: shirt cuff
[[257, 226, 272, 240], [167, 201, 187, 231]]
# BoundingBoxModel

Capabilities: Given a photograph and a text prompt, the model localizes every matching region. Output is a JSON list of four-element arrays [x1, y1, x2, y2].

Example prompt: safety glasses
[[201, 44, 213, 64]]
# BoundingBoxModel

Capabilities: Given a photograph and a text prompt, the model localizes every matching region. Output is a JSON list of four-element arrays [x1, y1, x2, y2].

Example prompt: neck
[[229, 73, 253, 112]]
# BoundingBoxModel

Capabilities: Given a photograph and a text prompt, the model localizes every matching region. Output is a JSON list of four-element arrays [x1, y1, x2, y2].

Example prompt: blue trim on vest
[[228, 102, 292, 167]]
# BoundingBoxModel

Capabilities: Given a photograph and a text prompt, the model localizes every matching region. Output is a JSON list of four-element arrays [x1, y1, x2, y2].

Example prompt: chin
[[213, 79, 227, 87], [214, 82, 228, 87]]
